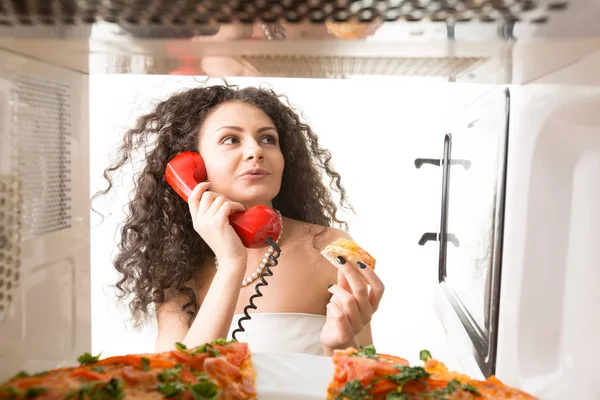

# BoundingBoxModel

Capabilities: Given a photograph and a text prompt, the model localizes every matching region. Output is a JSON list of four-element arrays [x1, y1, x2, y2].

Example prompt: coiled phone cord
[[231, 237, 282, 342]]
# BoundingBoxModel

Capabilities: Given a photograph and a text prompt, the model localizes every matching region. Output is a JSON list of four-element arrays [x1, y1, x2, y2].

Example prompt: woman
[[96, 83, 385, 356]]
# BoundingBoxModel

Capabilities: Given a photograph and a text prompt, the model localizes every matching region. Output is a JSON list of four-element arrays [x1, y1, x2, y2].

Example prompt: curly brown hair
[[94, 82, 353, 328]]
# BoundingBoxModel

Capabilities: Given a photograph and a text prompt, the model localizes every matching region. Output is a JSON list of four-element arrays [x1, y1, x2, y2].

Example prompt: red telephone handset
[[165, 151, 282, 248]]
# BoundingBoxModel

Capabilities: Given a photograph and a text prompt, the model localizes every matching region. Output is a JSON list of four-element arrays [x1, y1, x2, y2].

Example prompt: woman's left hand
[[320, 256, 385, 354]]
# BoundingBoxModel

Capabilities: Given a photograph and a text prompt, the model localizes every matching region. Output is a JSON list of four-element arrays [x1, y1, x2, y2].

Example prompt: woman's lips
[[239, 173, 270, 180], [240, 168, 270, 180]]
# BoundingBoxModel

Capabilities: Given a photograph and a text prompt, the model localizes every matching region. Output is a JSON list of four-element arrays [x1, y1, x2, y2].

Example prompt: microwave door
[[434, 87, 510, 379]]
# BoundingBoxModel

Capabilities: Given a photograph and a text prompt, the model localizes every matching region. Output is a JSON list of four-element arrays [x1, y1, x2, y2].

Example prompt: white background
[[89, 74, 493, 368]]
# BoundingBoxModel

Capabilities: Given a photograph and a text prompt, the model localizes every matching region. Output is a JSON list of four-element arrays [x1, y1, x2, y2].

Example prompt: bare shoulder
[[282, 217, 353, 283], [283, 217, 353, 249], [316, 225, 354, 248]]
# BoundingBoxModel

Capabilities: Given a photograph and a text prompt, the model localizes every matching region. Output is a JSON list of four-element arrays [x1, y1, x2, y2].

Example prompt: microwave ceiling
[[0, 1, 598, 84], [0, 1, 566, 26]]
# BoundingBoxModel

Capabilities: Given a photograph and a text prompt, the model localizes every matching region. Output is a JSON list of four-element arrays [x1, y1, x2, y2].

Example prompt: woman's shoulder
[[317, 224, 353, 248], [284, 217, 353, 249], [283, 218, 351, 283]]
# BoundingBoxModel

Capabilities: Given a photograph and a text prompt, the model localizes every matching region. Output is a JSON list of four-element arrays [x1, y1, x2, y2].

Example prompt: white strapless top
[[226, 313, 326, 356]]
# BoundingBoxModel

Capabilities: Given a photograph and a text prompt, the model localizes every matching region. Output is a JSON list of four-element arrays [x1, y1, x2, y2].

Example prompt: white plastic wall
[[496, 82, 600, 399]]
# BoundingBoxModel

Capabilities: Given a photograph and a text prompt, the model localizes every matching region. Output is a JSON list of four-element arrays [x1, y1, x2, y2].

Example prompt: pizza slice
[[325, 21, 383, 39], [327, 346, 539, 400], [0, 339, 256, 400], [321, 238, 376, 270]]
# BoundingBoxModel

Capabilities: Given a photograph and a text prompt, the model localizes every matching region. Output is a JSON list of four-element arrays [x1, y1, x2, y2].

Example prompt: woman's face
[[197, 101, 285, 208]]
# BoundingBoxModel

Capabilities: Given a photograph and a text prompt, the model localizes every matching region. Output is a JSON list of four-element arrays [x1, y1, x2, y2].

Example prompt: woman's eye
[[261, 135, 277, 144], [222, 136, 239, 144]]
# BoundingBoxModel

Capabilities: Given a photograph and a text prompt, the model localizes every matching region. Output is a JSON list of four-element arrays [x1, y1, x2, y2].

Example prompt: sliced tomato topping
[[378, 354, 409, 366], [71, 368, 110, 382], [179, 369, 196, 384], [204, 357, 242, 382], [170, 350, 210, 371], [215, 343, 248, 367], [97, 355, 176, 370]]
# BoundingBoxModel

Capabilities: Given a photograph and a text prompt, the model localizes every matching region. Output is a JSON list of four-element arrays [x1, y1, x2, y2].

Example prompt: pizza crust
[[321, 238, 376, 270]]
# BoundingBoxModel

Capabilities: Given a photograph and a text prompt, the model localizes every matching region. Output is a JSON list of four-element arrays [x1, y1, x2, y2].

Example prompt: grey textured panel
[[0, 0, 562, 26]]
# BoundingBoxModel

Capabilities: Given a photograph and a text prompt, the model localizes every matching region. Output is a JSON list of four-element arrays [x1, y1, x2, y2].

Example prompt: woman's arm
[[155, 295, 190, 353], [155, 258, 245, 352], [180, 258, 245, 347], [154, 182, 249, 352]]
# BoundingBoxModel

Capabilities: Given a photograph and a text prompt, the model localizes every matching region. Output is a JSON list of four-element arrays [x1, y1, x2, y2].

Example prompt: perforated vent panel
[[15, 76, 72, 240], [0, 83, 20, 319], [0, 176, 20, 318], [0, 0, 564, 26], [240, 55, 485, 78], [0, 74, 73, 319]]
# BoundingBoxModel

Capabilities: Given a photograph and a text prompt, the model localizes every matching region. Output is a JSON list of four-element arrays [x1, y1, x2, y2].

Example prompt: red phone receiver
[[165, 151, 282, 248]]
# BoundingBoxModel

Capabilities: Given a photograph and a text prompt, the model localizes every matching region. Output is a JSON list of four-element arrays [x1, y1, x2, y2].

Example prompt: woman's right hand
[[188, 182, 248, 265]]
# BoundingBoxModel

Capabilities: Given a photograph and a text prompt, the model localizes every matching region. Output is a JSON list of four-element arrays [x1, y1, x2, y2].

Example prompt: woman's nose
[[244, 141, 264, 161]]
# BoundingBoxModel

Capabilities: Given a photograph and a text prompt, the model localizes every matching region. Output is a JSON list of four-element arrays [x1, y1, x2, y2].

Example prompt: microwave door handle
[[415, 158, 470, 170], [449, 159, 471, 170], [418, 232, 439, 245], [414, 158, 441, 168]]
